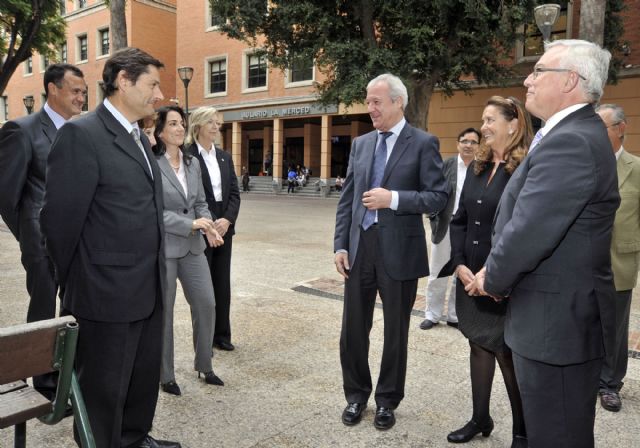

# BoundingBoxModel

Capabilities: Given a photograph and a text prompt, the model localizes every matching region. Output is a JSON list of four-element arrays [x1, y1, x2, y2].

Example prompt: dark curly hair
[[474, 96, 532, 175], [152, 105, 192, 166]]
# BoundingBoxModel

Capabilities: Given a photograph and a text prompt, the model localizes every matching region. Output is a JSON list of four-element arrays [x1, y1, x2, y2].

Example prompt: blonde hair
[[186, 106, 220, 146], [475, 96, 532, 175]]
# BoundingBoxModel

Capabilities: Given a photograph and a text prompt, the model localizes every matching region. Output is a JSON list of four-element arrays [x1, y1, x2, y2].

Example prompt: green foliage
[[210, 0, 536, 120], [603, 0, 626, 84], [0, 0, 67, 95]]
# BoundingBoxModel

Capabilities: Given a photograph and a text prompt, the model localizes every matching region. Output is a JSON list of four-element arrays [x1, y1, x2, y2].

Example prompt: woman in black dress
[[447, 96, 532, 447]]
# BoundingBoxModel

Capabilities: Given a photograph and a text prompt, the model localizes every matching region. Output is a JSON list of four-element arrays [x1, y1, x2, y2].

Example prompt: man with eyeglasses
[[468, 39, 620, 447], [420, 128, 479, 331], [595, 104, 640, 414]]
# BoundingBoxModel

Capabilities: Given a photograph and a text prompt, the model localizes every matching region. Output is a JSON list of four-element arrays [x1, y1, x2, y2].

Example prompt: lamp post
[[177, 66, 194, 123], [23, 95, 35, 115], [534, 4, 561, 43]]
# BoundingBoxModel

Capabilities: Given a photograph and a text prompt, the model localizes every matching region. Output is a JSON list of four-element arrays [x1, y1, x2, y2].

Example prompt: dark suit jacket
[[429, 155, 458, 244], [334, 122, 448, 281], [484, 105, 620, 365], [0, 109, 57, 260], [41, 103, 165, 323], [186, 143, 240, 235]]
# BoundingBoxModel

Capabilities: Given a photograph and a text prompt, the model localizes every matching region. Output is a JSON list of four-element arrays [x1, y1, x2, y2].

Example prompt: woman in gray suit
[[153, 106, 225, 396]]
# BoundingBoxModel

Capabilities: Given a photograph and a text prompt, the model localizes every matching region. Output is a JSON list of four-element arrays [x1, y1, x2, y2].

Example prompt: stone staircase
[[238, 176, 342, 198]]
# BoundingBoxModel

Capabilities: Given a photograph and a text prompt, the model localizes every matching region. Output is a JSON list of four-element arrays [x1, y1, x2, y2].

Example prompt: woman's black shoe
[[447, 417, 494, 443], [160, 381, 181, 396], [199, 371, 224, 386]]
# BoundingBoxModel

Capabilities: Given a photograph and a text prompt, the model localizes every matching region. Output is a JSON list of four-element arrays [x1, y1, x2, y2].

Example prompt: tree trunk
[[579, 0, 606, 46], [404, 76, 436, 131], [110, 0, 128, 50]]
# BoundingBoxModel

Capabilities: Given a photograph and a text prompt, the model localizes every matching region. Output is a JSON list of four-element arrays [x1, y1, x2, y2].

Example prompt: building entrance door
[[331, 135, 351, 177], [284, 137, 304, 176], [248, 139, 264, 175]]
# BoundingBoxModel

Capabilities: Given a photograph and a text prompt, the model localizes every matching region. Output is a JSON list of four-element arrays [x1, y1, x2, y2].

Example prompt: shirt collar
[[378, 117, 406, 138], [103, 98, 138, 135], [196, 140, 216, 156], [540, 103, 589, 137], [43, 102, 67, 130], [615, 146, 624, 160]]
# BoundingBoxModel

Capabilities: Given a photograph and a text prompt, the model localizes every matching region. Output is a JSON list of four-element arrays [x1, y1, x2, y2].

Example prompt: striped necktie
[[362, 132, 392, 230]]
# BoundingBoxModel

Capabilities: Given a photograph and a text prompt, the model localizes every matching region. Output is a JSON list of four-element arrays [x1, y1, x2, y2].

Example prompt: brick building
[[1, 0, 176, 123], [3, 0, 640, 182]]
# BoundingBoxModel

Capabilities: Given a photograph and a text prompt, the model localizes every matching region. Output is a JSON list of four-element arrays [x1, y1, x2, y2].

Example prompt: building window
[[60, 42, 67, 63], [247, 54, 267, 89], [41, 54, 50, 71], [77, 0, 86, 8], [517, 1, 571, 62], [98, 28, 109, 56], [289, 55, 313, 83], [60, 0, 66, 15], [25, 56, 33, 75], [82, 87, 88, 112], [0, 96, 8, 122], [78, 34, 88, 61], [208, 59, 227, 94]]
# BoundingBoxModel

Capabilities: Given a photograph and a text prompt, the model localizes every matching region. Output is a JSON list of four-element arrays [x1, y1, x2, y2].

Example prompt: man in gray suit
[[420, 127, 479, 330], [0, 63, 85, 399], [470, 40, 619, 447], [334, 73, 448, 430], [41, 48, 180, 448], [595, 104, 640, 413]]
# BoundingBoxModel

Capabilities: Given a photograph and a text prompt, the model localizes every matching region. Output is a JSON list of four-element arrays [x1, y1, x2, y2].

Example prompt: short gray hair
[[595, 103, 626, 124], [367, 73, 409, 110], [545, 39, 611, 103]]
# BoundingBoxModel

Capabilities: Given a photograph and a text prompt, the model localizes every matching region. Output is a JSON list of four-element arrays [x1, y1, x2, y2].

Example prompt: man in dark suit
[[420, 127, 479, 330], [471, 40, 619, 447], [334, 73, 448, 430], [41, 48, 180, 448], [0, 63, 86, 399], [185, 107, 240, 351]]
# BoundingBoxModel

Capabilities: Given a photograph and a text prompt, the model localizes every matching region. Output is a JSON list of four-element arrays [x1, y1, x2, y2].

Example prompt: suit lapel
[[39, 110, 57, 144], [185, 160, 199, 202], [617, 151, 633, 188], [97, 104, 154, 182], [363, 132, 378, 188], [157, 156, 187, 200], [381, 123, 411, 185], [216, 148, 228, 202], [190, 144, 214, 199]]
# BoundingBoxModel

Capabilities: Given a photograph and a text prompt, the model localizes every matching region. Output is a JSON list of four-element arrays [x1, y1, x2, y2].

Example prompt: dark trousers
[[73, 300, 162, 448], [23, 255, 59, 394], [206, 201, 234, 345], [600, 289, 633, 392], [512, 351, 602, 448], [340, 226, 417, 409]]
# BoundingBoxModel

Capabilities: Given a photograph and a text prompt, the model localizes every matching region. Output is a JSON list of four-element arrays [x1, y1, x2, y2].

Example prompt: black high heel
[[160, 381, 181, 396], [198, 371, 224, 386], [447, 417, 494, 443]]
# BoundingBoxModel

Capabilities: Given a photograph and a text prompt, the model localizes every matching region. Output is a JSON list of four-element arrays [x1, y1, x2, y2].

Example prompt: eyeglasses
[[532, 67, 587, 81], [459, 140, 479, 145], [606, 122, 623, 129]]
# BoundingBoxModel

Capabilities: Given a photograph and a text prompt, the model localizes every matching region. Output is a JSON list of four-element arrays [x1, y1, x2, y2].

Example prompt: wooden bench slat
[[0, 386, 52, 428], [0, 381, 27, 395]]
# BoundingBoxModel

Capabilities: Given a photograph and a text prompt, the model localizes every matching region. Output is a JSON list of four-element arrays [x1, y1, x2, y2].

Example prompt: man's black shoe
[[342, 402, 366, 426], [446, 321, 459, 329], [419, 319, 438, 330], [600, 391, 622, 412], [373, 406, 395, 430], [138, 435, 182, 448], [213, 341, 235, 351]]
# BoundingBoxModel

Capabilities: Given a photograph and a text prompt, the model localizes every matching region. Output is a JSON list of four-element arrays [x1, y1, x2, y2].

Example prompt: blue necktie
[[362, 131, 392, 230], [528, 129, 544, 155]]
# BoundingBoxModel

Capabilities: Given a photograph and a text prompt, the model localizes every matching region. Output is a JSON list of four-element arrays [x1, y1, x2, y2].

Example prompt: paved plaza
[[1, 194, 639, 447]]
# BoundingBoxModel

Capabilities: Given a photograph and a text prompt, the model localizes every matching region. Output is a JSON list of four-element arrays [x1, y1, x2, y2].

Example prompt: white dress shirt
[[197, 141, 223, 202], [453, 155, 468, 215], [165, 152, 187, 196], [43, 102, 66, 130], [537, 103, 589, 140]]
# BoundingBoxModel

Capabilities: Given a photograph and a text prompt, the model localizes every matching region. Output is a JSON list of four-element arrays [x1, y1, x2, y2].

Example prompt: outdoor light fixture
[[534, 4, 561, 43], [23, 95, 35, 114], [177, 66, 194, 121]]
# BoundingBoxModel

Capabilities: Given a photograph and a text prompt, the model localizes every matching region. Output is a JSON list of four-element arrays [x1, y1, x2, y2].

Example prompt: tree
[[579, 0, 606, 46], [107, 0, 128, 50], [0, 0, 66, 96], [209, 0, 537, 129]]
